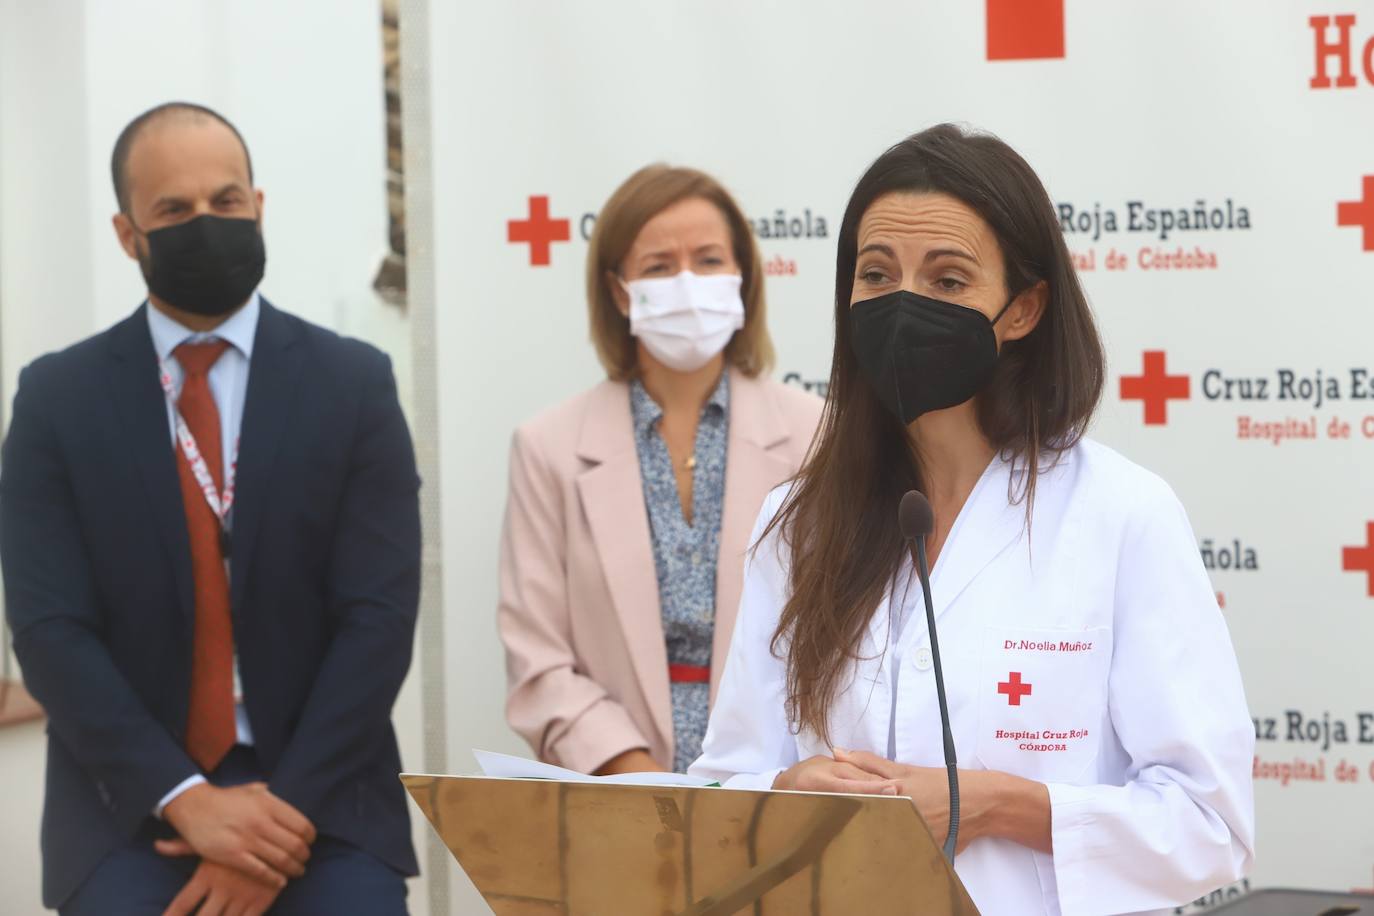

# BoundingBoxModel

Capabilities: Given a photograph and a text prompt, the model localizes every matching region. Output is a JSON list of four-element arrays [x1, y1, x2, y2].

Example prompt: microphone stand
[[911, 534, 960, 864]]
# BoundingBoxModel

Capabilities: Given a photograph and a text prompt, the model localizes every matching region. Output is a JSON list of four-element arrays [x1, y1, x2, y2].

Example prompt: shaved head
[[111, 102, 253, 213]]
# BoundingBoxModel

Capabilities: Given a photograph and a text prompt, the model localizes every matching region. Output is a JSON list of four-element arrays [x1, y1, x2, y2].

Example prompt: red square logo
[[987, 0, 1065, 61]]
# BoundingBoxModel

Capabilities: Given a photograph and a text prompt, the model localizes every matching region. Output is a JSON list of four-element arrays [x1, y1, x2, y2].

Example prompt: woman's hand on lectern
[[771, 751, 902, 796], [831, 749, 964, 848], [833, 748, 1052, 855]]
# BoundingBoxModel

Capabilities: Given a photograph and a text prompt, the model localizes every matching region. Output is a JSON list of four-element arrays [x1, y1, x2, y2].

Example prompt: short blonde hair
[[586, 164, 774, 381]]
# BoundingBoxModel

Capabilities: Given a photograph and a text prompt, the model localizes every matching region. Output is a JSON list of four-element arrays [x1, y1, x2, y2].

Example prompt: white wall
[[0, 1, 99, 400], [0, 2, 432, 912]]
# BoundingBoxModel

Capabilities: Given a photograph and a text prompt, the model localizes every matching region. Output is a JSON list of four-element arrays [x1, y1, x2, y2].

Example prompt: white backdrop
[[412, 0, 1374, 910]]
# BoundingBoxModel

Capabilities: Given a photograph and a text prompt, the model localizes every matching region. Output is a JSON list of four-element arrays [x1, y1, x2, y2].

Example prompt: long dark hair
[[766, 123, 1105, 745]]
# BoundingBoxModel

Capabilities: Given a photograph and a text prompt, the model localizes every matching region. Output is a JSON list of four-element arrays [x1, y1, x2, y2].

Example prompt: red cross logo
[[1342, 522, 1374, 597], [997, 671, 1033, 706], [1120, 351, 1190, 426], [507, 195, 570, 266], [1337, 176, 1374, 252], [987, 0, 1065, 61]]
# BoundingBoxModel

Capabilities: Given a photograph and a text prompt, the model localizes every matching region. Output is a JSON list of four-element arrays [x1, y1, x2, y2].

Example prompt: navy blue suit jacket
[[0, 301, 421, 908]]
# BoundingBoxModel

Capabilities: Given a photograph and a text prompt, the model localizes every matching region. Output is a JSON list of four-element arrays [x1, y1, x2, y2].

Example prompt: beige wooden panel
[[486, 898, 565, 916], [683, 788, 758, 915], [404, 776, 979, 915], [564, 784, 688, 914], [407, 776, 563, 903]]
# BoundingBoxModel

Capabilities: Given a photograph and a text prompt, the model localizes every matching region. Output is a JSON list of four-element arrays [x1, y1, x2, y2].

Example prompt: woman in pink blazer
[[498, 165, 822, 775]]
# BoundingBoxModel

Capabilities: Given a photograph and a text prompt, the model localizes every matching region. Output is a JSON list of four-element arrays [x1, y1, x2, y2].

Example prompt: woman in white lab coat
[[689, 124, 1255, 916]]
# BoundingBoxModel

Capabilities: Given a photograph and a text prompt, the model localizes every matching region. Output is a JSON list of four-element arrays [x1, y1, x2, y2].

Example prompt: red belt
[[669, 663, 710, 683]]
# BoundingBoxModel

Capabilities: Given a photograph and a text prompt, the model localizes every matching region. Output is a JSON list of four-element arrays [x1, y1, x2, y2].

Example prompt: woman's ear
[[1001, 280, 1048, 343], [608, 269, 630, 318]]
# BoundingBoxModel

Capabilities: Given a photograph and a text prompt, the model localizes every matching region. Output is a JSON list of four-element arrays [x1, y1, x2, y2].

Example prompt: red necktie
[[174, 340, 237, 773]]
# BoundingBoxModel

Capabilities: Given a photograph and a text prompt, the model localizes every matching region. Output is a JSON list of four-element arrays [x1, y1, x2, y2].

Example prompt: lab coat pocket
[[974, 626, 1111, 783]]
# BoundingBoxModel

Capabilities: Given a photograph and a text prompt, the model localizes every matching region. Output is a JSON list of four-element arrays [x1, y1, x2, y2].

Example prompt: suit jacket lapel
[[229, 300, 303, 614], [107, 305, 195, 622], [712, 370, 793, 703], [573, 381, 673, 755]]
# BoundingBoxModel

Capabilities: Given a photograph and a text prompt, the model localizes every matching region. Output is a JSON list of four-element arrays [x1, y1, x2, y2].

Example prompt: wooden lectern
[[403, 774, 979, 915]]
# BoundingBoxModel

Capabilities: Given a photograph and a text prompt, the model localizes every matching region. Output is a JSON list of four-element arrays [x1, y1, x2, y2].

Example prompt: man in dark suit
[[0, 102, 420, 914]]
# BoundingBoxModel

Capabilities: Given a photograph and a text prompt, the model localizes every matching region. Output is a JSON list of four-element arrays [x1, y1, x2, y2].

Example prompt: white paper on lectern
[[473, 749, 715, 787]]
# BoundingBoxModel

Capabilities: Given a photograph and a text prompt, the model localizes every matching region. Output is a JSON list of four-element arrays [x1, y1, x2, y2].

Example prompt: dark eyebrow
[[150, 183, 246, 212], [151, 195, 191, 211], [857, 242, 896, 259], [924, 247, 978, 265]]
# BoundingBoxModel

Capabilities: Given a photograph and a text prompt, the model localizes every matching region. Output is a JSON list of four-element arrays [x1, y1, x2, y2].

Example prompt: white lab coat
[[690, 439, 1255, 916]]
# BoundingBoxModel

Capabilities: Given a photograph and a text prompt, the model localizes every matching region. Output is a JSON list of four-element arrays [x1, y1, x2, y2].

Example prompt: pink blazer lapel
[[712, 370, 795, 703], [573, 381, 673, 755]]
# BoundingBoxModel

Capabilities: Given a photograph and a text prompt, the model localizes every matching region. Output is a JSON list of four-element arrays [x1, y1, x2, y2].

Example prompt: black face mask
[[134, 214, 266, 317], [848, 289, 1013, 425]]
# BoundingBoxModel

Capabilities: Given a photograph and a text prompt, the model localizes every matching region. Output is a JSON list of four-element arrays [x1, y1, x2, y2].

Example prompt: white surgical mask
[[622, 270, 745, 373]]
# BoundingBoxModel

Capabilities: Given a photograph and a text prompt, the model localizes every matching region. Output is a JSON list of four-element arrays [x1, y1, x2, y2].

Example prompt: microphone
[[898, 489, 960, 864]]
